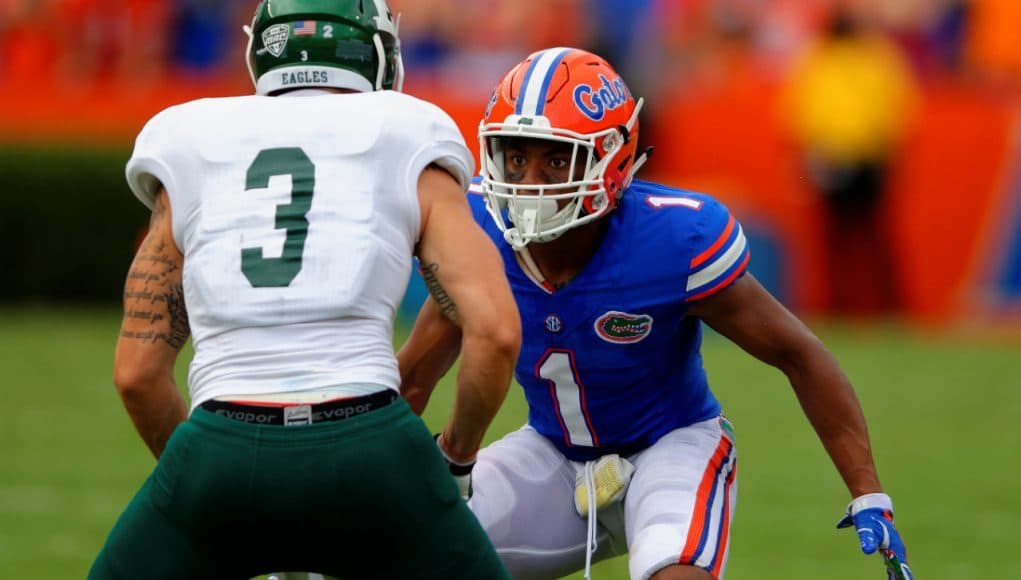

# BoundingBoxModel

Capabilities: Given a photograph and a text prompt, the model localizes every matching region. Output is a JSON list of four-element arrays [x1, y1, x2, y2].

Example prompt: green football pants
[[89, 398, 509, 580]]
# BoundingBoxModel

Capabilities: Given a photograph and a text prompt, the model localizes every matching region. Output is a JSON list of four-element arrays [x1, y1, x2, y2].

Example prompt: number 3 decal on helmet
[[479, 48, 650, 249], [244, 0, 404, 95]]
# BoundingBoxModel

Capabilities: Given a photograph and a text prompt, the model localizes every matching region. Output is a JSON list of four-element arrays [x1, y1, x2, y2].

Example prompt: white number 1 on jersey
[[538, 350, 597, 447]]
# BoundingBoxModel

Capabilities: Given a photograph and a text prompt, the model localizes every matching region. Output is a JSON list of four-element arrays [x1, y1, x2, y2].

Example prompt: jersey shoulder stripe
[[465, 182, 500, 242], [691, 214, 736, 269], [686, 232, 749, 301], [677, 194, 751, 301], [468, 174, 484, 192]]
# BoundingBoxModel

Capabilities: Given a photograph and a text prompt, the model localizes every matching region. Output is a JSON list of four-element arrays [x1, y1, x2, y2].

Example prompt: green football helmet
[[244, 0, 404, 95]]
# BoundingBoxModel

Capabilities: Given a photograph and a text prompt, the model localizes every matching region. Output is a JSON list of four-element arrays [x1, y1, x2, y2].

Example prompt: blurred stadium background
[[1, 0, 1019, 578]]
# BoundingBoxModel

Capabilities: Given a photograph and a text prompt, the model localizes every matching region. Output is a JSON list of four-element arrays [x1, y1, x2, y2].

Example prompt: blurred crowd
[[3, 0, 1020, 318], [0, 0, 252, 86], [1, 0, 1019, 94]]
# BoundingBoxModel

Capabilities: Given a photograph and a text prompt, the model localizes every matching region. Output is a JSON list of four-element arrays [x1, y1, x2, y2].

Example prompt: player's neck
[[525, 220, 608, 289]]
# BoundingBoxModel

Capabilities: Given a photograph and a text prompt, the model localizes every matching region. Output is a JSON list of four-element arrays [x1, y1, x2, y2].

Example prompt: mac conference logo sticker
[[594, 311, 653, 344], [261, 24, 290, 57]]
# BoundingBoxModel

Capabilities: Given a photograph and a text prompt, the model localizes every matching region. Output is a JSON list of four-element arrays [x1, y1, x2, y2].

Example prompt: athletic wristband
[[848, 493, 893, 516], [434, 434, 477, 469]]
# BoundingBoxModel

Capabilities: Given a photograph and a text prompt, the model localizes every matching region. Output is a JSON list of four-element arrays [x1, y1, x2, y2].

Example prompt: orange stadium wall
[[639, 75, 1019, 323], [2, 78, 1016, 323]]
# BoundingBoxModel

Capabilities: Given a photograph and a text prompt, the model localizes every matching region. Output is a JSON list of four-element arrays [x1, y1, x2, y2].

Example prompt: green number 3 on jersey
[[242, 147, 315, 288]]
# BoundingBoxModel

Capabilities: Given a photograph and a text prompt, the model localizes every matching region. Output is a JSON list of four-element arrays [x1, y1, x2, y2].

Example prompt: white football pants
[[469, 416, 738, 580]]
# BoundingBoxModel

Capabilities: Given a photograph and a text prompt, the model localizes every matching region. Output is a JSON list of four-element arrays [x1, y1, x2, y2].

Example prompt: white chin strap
[[243, 24, 256, 87], [583, 460, 598, 580], [503, 196, 581, 250]]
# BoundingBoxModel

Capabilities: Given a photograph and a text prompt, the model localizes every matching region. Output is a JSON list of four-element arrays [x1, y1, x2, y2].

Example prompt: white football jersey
[[125, 91, 474, 409]]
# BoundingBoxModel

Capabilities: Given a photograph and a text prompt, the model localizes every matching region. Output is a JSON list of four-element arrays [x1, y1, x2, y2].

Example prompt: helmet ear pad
[[586, 123, 638, 214], [581, 190, 608, 216]]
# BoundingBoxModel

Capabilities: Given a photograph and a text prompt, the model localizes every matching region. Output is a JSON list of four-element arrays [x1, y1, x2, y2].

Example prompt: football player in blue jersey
[[399, 48, 912, 580]]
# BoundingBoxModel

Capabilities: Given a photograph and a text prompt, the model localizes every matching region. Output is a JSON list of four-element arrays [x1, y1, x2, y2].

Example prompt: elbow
[[485, 316, 522, 364], [113, 338, 177, 402], [461, 313, 521, 377], [400, 383, 431, 415], [773, 334, 836, 384], [113, 368, 146, 406], [113, 359, 168, 404], [458, 292, 521, 388], [113, 365, 150, 402]]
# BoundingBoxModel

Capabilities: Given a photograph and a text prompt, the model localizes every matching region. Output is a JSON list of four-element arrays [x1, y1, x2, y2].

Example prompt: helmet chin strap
[[626, 147, 652, 187], [372, 34, 387, 90], [503, 229, 528, 251], [242, 24, 256, 89], [392, 13, 405, 91], [506, 196, 576, 249]]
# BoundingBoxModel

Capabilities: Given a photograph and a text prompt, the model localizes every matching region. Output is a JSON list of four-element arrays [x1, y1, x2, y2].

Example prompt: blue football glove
[[434, 434, 475, 501], [836, 493, 913, 580]]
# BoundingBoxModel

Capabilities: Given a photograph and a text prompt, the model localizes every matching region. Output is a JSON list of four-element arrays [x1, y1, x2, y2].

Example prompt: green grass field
[[2, 307, 1018, 579]]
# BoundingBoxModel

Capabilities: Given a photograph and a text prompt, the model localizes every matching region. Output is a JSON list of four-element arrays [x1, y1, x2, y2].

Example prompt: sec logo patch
[[544, 314, 563, 333]]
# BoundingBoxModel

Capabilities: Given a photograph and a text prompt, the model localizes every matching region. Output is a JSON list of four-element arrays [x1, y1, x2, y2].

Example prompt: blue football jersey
[[468, 179, 751, 461]]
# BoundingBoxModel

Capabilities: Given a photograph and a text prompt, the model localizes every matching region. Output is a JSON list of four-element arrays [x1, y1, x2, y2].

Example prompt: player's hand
[[435, 434, 475, 501], [836, 493, 913, 580]]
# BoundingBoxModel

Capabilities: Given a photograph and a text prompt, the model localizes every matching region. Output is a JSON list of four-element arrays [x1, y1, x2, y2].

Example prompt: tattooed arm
[[113, 187, 189, 459], [397, 259, 465, 414], [397, 295, 463, 415], [410, 166, 520, 462]]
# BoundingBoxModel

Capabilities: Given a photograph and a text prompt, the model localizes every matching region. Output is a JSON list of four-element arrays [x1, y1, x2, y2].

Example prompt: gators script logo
[[594, 311, 653, 344], [573, 74, 632, 121]]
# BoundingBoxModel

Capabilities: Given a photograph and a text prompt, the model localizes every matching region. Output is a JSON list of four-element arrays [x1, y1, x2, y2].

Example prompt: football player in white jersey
[[399, 49, 912, 580], [89, 1, 518, 578]]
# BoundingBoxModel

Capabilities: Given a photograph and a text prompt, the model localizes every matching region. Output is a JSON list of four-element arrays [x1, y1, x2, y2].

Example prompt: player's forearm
[[441, 331, 517, 462], [784, 348, 882, 497], [115, 374, 188, 459], [397, 298, 463, 415]]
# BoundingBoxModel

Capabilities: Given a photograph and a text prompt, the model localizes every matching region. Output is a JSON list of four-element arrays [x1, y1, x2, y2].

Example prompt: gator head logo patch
[[594, 311, 653, 344]]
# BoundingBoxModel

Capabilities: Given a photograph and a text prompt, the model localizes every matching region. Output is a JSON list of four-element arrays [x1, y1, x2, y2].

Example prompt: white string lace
[[584, 459, 599, 580]]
